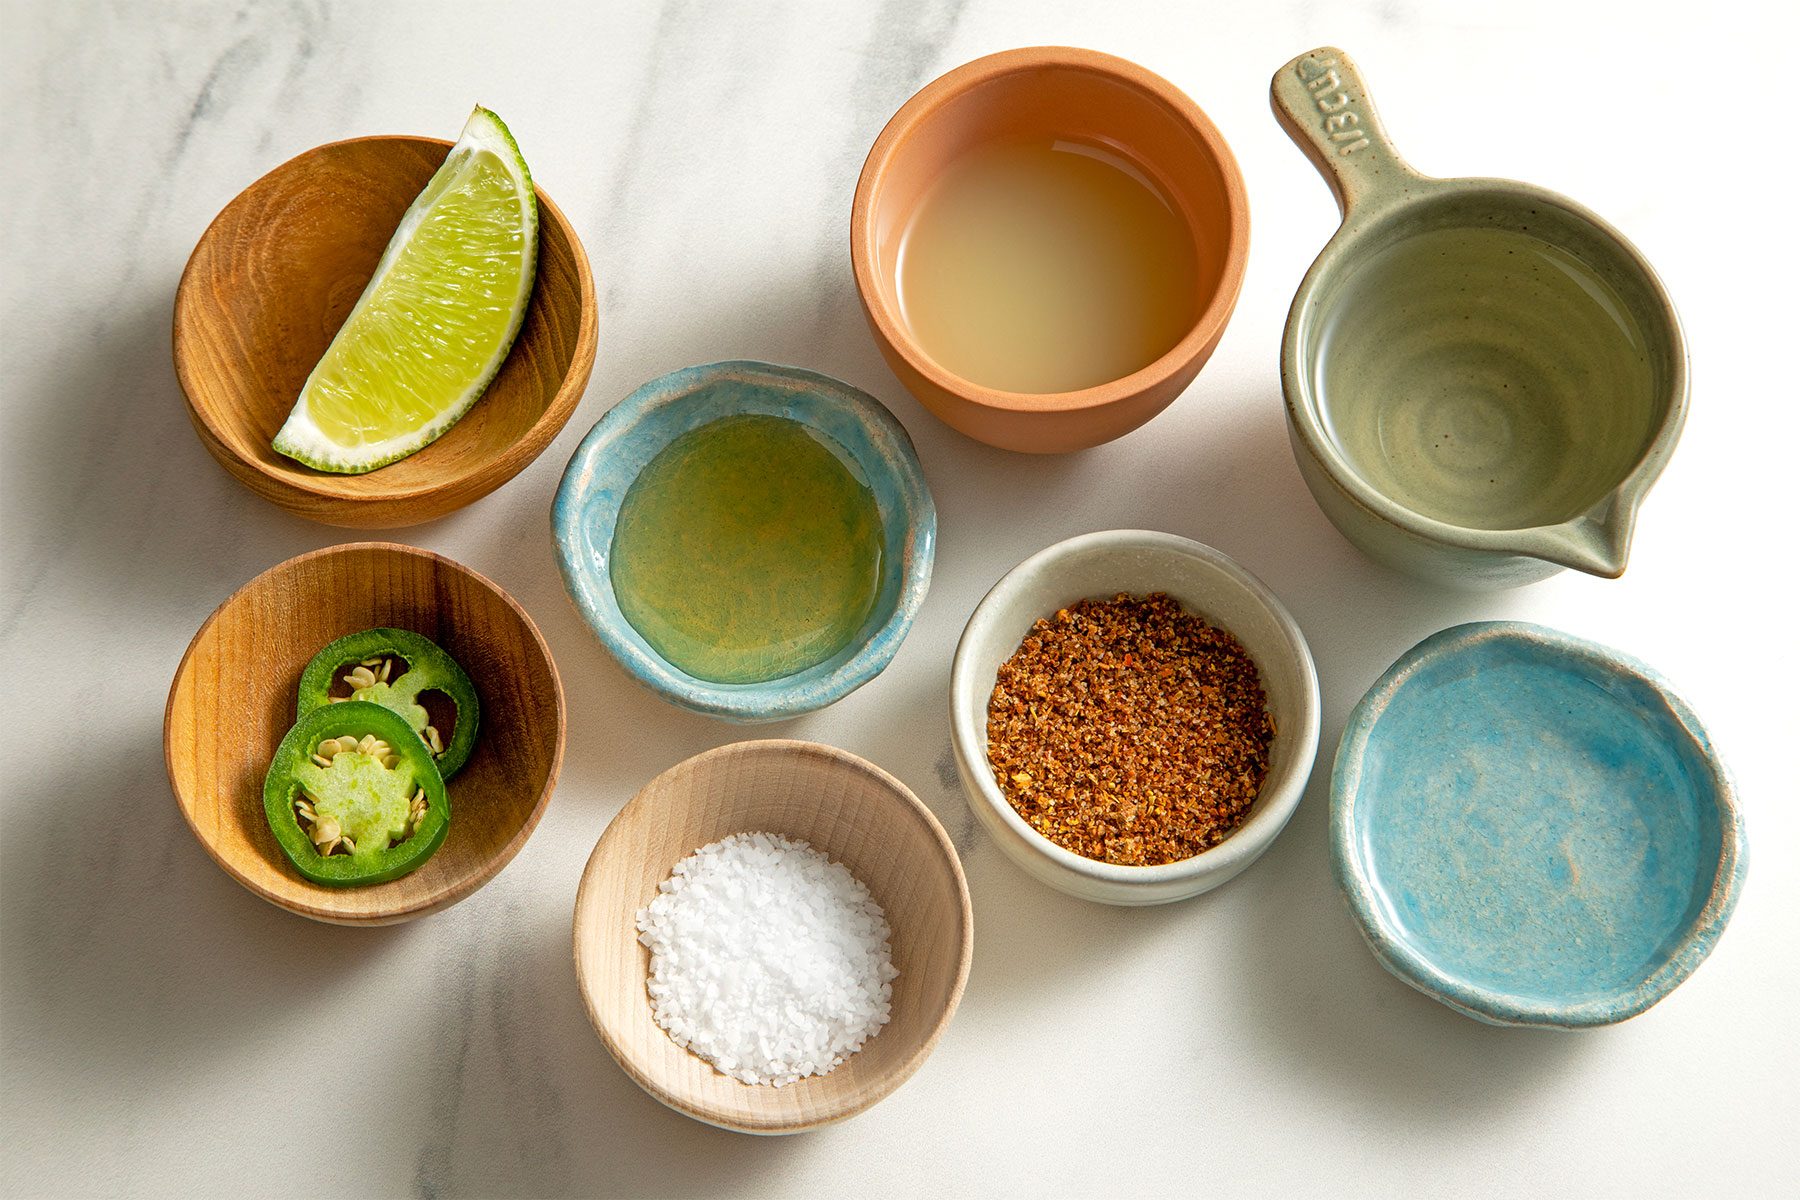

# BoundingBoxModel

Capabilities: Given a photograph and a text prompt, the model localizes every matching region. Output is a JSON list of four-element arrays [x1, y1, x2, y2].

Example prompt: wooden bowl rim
[[571, 738, 974, 1133], [171, 133, 598, 506], [163, 540, 567, 924]]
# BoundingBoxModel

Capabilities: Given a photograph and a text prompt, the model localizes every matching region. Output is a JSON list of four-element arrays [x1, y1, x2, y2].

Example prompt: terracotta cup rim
[[851, 45, 1251, 416]]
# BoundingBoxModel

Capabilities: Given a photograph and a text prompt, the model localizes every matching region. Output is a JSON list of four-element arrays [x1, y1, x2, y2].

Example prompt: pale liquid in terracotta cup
[[898, 137, 1200, 395], [1272, 47, 1688, 589], [853, 47, 1250, 454]]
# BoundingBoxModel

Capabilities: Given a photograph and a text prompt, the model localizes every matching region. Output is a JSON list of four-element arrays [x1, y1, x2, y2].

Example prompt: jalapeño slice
[[263, 701, 450, 888], [296, 628, 479, 778]]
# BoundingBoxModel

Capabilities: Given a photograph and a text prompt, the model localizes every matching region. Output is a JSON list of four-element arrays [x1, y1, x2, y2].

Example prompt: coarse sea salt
[[636, 831, 898, 1087]]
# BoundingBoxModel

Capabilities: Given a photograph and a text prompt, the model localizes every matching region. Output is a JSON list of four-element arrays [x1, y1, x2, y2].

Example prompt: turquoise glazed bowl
[[1332, 622, 1745, 1027], [553, 361, 935, 723]]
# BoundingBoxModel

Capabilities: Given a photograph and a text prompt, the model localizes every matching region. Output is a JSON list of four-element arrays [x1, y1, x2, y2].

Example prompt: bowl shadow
[[0, 725, 424, 1151], [402, 862, 828, 1196], [0, 298, 327, 647], [1218, 812, 1601, 1121]]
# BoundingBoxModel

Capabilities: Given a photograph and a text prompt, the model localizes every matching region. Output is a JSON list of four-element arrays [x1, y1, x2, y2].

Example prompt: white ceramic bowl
[[950, 530, 1321, 905]]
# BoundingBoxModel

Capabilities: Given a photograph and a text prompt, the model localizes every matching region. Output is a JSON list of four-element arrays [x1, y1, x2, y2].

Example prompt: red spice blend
[[985, 592, 1274, 866]]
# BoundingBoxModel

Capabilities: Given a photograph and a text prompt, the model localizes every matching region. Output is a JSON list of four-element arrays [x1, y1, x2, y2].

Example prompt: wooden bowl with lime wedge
[[173, 131, 597, 528]]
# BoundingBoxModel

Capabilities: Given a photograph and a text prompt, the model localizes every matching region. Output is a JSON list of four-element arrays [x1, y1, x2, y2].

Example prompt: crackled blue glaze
[[552, 361, 935, 723], [1332, 622, 1745, 1027]]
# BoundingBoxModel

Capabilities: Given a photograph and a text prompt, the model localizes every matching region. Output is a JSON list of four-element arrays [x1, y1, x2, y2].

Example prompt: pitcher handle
[[1271, 47, 1417, 216]]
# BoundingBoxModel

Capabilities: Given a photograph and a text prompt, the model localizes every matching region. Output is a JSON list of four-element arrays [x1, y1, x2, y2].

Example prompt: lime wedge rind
[[273, 107, 539, 475]]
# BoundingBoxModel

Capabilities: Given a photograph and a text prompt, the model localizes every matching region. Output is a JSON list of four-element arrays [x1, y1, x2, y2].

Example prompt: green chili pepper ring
[[296, 628, 480, 778], [264, 701, 450, 887]]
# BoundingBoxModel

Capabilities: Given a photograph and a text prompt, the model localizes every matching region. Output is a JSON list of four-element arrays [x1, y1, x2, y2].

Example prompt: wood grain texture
[[572, 740, 973, 1134], [164, 542, 565, 924], [172, 135, 598, 528]]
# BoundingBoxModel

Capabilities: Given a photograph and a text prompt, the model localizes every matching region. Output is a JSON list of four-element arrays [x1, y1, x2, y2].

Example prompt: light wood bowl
[[572, 740, 973, 1134], [173, 134, 598, 528], [165, 542, 565, 924]]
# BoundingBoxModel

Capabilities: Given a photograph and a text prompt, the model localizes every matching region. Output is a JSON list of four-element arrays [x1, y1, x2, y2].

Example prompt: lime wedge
[[273, 107, 538, 473]]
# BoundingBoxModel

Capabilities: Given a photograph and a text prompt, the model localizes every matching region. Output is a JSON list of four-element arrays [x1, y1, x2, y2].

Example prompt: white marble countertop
[[4, 1, 1796, 1195]]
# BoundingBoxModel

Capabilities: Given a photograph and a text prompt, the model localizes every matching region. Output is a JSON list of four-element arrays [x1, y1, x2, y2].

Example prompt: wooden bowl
[[572, 740, 972, 1133], [173, 135, 598, 528], [165, 542, 565, 924]]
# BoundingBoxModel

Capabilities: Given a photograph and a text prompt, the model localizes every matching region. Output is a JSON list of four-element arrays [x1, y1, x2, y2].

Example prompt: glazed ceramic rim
[[162, 541, 567, 925], [173, 134, 598, 509], [1331, 621, 1746, 1027], [571, 739, 974, 1134], [1281, 177, 1689, 564], [851, 46, 1251, 415], [949, 530, 1320, 893], [552, 361, 936, 722]]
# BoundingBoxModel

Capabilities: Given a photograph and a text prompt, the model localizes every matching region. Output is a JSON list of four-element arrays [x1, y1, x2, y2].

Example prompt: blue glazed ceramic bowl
[[553, 361, 935, 723], [1332, 622, 1745, 1027]]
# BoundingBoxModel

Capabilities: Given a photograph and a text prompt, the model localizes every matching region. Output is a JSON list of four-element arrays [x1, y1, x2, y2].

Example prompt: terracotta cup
[[852, 47, 1250, 454]]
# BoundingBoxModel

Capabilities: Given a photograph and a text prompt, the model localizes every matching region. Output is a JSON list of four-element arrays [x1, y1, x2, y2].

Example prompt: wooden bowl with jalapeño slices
[[164, 542, 565, 924]]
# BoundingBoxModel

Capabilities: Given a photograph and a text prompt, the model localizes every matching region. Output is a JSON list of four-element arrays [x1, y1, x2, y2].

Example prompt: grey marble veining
[[4, 1, 1796, 1197]]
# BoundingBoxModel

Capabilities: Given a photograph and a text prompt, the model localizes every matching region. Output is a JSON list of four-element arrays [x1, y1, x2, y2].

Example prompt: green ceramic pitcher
[[1272, 47, 1688, 589]]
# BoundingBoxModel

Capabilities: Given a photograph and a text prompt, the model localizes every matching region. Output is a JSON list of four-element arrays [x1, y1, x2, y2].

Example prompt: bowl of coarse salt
[[572, 739, 973, 1134]]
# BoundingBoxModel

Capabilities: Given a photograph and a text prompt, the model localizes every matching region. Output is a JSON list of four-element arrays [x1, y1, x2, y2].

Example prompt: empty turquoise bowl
[[1332, 622, 1745, 1027], [552, 361, 935, 723]]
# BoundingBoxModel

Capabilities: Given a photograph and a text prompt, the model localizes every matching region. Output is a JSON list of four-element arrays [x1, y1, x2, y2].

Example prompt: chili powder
[[985, 592, 1274, 866]]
